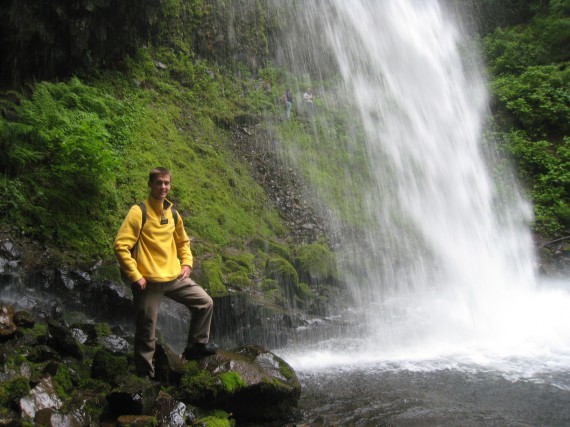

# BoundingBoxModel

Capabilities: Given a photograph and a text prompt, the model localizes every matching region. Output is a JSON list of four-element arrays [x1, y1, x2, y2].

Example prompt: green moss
[[295, 242, 338, 280], [278, 360, 296, 382], [177, 361, 219, 402], [218, 371, 246, 393], [94, 323, 112, 338], [200, 255, 228, 296], [197, 410, 234, 427], [226, 270, 252, 289], [296, 282, 314, 300], [249, 238, 293, 262], [0, 377, 30, 412], [266, 256, 298, 286], [91, 349, 129, 384], [19, 322, 48, 339], [222, 249, 256, 274], [261, 278, 278, 291], [53, 365, 74, 399]]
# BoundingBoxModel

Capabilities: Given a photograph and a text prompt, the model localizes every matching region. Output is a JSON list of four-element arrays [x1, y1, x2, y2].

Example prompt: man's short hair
[[149, 167, 171, 183]]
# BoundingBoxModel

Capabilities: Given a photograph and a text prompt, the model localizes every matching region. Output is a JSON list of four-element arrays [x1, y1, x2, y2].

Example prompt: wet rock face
[[230, 125, 329, 244]]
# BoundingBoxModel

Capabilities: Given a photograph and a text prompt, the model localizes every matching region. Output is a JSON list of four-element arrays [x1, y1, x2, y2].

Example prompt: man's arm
[[114, 205, 145, 284], [173, 212, 193, 274]]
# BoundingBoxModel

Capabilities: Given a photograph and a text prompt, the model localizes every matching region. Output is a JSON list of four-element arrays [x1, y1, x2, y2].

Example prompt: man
[[114, 166, 217, 378], [303, 88, 314, 114]]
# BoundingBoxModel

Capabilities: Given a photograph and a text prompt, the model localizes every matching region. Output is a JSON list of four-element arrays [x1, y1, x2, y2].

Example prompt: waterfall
[[275, 0, 570, 374]]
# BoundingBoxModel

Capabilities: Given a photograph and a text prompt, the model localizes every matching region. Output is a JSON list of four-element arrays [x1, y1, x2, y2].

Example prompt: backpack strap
[[172, 208, 178, 225], [130, 202, 147, 260], [138, 202, 147, 228]]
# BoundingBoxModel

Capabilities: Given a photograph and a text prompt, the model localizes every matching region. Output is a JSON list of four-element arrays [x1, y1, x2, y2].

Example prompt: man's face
[[149, 173, 171, 200]]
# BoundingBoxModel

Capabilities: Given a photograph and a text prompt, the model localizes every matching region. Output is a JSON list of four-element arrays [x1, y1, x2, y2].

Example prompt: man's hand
[[179, 265, 192, 280], [132, 277, 148, 291]]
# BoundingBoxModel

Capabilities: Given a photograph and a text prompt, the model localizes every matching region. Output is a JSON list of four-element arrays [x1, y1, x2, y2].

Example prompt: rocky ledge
[[0, 303, 301, 426]]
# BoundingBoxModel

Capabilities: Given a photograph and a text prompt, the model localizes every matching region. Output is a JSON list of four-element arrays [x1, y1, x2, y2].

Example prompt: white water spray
[[277, 0, 570, 379]]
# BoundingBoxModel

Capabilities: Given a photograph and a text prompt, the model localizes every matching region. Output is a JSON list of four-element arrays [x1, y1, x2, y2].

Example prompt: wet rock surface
[[230, 125, 330, 244]]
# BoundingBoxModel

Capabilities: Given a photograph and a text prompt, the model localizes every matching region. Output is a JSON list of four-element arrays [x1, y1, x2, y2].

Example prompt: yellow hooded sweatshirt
[[114, 196, 193, 284]]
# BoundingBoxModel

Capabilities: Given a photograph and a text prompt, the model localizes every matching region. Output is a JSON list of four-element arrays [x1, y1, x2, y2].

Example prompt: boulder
[[19, 376, 63, 419], [47, 319, 84, 360], [153, 391, 195, 427], [0, 304, 17, 341], [154, 343, 185, 384], [106, 376, 162, 416], [178, 345, 301, 421]]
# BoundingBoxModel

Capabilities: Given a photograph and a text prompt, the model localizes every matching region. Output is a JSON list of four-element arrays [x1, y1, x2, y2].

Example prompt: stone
[[185, 345, 301, 421], [91, 349, 129, 384], [19, 376, 63, 419], [106, 377, 162, 416], [0, 304, 17, 341], [13, 310, 35, 328], [98, 334, 132, 354], [117, 414, 158, 426], [153, 391, 189, 427], [47, 320, 84, 360], [154, 343, 184, 385], [35, 407, 82, 427]]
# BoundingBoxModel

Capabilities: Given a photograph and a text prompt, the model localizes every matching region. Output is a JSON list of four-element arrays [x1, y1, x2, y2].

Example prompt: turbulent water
[[272, 0, 570, 425]]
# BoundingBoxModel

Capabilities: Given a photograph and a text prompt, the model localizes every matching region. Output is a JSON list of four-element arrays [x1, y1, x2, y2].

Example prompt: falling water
[[274, 0, 570, 384]]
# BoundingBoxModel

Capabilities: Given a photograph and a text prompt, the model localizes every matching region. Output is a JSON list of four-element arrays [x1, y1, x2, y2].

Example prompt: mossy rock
[[226, 271, 252, 289], [248, 238, 293, 262], [200, 255, 228, 296], [176, 346, 300, 422], [266, 256, 298, 286], [0, 376, 30, 412], [196, 409, 234, 427], [295, 242, 338, 282], [260, 278, 278, 292], [296, 282, 314, 300], [91, 349, 129, 384], [221, 249, 255, 274], [176, 361, 220, 403], [262, 288, 286, 307], [221, 259, 246, 275]]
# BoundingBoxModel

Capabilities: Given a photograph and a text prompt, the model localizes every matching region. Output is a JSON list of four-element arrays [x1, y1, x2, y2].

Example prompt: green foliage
[[0, 46, 287, 259], [491, 65, 570, 137], [485, 3, 570, 236], [0, 78, 126, 254]]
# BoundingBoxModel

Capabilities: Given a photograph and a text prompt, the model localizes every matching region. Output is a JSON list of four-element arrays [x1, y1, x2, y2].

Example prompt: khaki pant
[[132, 278, 213, 377]]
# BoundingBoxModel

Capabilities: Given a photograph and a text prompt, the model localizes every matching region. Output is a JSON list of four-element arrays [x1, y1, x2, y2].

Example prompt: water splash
[[274, 0, 570, 380]]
